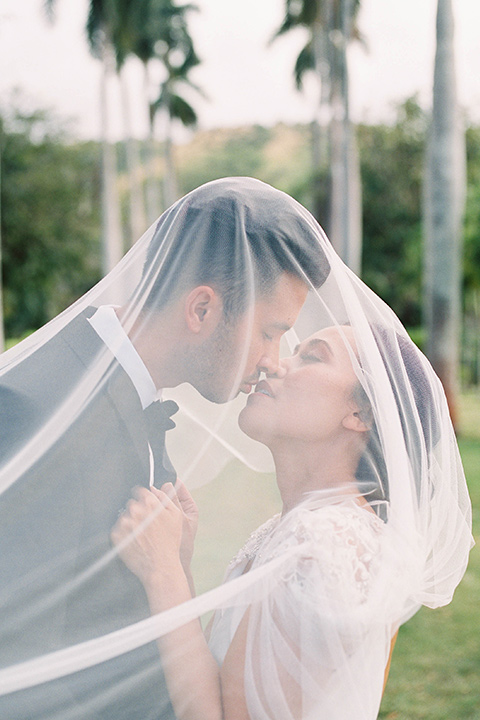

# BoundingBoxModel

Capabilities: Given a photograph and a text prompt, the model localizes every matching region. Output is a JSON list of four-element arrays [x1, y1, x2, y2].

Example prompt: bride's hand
[[111, 484, 185, 588], [168, 480, 199, 571]]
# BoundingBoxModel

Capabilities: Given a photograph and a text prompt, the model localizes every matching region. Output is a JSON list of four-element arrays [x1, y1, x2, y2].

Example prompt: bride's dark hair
[[354, 327, 439, 519]]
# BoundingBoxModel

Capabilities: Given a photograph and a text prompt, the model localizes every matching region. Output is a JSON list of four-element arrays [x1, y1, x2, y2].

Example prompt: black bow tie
[[143, 399, 179, 486], [144, 399, 179, 431]]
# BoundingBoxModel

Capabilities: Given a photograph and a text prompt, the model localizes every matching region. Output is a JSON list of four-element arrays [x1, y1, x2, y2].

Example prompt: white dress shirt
[[88, 305, 160, 485], [88, 305, 158, 409]]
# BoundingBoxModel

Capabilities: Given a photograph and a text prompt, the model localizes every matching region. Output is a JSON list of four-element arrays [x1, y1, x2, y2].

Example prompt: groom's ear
[[184, 286, 222, 335]]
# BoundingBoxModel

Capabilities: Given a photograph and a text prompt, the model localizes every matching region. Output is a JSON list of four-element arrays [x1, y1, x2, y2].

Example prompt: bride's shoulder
[[282, 497, 384, 546], [272, 499, 385, 600]]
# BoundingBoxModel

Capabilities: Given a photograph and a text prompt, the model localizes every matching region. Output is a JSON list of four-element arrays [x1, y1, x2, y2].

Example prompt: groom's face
[[192, 273, 309, 403]]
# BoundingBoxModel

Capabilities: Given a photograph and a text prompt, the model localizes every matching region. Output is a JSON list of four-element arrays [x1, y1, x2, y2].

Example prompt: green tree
[[360, 98, 427, 328], [0, 117, 5, 350], [0, 108, 101, 338]]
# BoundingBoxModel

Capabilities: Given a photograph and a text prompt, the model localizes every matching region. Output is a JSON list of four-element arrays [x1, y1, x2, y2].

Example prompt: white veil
[[0, 177, 473, 720]]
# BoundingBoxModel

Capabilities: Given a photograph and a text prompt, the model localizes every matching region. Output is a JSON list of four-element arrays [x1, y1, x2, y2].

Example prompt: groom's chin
[[198, 384, 241, 405]]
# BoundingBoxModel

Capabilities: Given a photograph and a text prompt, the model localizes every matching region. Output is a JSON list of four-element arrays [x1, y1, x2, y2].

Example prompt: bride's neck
[[271, 439, 361, 515]]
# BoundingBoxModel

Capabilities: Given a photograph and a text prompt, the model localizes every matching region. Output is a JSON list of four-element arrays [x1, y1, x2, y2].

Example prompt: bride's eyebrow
[[293, 338, 333, 356]]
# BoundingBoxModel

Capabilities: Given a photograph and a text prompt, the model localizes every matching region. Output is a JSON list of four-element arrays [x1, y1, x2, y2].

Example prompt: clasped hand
[[111, 481, 198, 588]]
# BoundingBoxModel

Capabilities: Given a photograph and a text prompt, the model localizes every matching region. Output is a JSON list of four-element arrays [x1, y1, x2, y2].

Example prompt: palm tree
[[423, 0, 466, 427], [149, 8, 202, 209], [45, 0, 202, 242], [121, 0, 202, 218], [100, 0, 149, 246], [273, 0, 363, 274], [45, 0, 124, 273], [328, 0, 362, 273], [119, 66, 148, 245]]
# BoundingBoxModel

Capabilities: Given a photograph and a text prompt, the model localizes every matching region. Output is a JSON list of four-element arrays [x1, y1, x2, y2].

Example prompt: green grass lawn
[[379, 390, 480, 719], [191, 390, 480, 719]]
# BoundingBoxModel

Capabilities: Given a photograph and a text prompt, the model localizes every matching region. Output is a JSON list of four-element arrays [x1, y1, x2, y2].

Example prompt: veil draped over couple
[[0, 177, 473, 719]]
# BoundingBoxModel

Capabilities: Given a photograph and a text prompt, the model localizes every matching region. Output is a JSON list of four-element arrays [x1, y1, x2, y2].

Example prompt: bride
[[111, 321, 470, 720]]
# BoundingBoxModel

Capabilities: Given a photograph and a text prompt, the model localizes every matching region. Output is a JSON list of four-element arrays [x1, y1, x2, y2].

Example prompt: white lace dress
[[208, 494, 395, 720]]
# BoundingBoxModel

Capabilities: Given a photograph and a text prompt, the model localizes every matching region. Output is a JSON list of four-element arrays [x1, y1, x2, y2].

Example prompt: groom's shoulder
[[0, 308, 105, 402]]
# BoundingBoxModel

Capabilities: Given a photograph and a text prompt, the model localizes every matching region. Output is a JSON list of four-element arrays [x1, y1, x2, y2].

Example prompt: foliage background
[[2, 97, 479, 383]]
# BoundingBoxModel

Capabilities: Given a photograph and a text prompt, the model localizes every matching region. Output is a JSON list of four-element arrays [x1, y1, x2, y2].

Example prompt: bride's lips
[[252, 380, 274, 398]]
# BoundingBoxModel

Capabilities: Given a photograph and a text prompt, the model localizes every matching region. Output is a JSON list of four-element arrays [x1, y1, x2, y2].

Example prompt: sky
[[0, 0, 479, 141]]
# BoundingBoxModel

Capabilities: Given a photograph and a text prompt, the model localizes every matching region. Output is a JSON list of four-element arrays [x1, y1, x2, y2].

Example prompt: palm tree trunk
[[341, 0, 362, 276], [0, 129, 5, 352], [424, 0, 466, 427], [143, 62, 161, 224], [311, 13, 331, 223], [328, 0, 362, 275], [120, 66, 147, 245], [100, 42, 123, 274], [162, 105, 178, 210]]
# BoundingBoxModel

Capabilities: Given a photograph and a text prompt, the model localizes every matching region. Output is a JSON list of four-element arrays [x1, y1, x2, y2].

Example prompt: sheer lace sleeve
[[215, 497, 393, 720]]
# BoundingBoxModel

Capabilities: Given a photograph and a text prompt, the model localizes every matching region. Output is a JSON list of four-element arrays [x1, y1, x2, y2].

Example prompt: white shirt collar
[[88, 306, 159, 410]]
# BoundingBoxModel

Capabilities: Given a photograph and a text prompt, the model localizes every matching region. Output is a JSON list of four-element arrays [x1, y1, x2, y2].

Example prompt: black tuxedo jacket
[[0, 312, 175, 719]]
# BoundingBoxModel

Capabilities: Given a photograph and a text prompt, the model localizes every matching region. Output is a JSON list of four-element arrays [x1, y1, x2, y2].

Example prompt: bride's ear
[[184, 286, 222, 335], [342, 408, 370, 433]]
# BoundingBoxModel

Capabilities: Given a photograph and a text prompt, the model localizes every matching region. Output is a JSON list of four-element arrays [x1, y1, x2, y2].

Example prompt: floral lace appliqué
[[227, 514, 281, 570], [226, 502, 383, 604]]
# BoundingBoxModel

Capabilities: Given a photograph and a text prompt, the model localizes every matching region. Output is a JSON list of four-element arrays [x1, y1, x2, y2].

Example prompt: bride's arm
[[144, 556, 223, 720], [111, 484, 227, 720]]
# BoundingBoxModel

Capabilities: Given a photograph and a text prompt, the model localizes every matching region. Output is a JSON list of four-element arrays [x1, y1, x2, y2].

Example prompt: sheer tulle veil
[[0, 177, 473, 719]]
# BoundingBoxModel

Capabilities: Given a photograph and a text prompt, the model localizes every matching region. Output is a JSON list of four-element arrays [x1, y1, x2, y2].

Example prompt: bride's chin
[[238, 405, 265, 441]]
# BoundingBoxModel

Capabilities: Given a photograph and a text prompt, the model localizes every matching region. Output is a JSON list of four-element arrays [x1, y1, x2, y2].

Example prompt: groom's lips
[[240, 375, 261, 394], [240, 382, 253, 394]]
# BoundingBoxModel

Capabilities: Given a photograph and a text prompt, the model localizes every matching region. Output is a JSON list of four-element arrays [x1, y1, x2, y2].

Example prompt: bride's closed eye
[[293, 338, 331, 364], [300, 352, 324, 363]]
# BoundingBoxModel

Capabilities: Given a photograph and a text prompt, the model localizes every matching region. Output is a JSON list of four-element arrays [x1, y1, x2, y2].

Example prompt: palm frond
[[151, 89, 198, 128], [43, 0, 56, 23], [271, 0, 321, 44], [86, 0, 107, 58], [169, 94, 197, 126], [294, 41, 315, 90]]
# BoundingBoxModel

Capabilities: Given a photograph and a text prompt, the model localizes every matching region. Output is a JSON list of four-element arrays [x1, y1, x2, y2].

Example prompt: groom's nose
[[264, 357, 288, 379], [256, 352, 279, 376]]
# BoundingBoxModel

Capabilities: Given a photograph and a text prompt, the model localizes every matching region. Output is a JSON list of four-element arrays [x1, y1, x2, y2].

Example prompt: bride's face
[[239, 326, 361, 446]]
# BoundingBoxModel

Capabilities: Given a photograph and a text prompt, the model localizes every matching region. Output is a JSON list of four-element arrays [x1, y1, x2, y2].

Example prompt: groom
[[0, 178, 328, 719]]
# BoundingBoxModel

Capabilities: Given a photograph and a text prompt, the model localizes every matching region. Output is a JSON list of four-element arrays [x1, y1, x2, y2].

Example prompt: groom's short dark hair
[[142, 178, 330, 319]]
